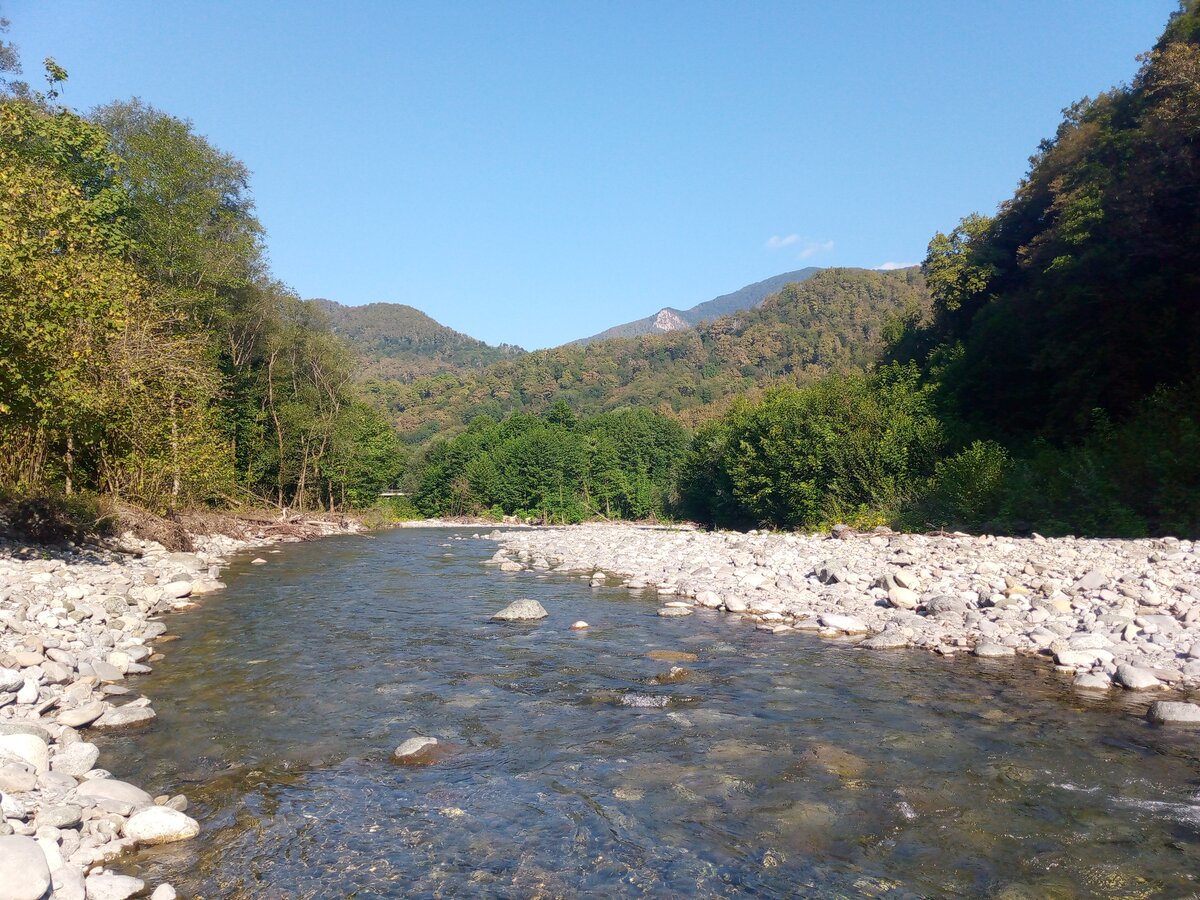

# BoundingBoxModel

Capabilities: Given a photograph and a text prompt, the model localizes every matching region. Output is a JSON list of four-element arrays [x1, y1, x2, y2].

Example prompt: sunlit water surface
[[98, 528, 1200, 898]]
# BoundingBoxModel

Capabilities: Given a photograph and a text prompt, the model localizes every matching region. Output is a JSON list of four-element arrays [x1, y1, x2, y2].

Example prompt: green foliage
[[377, 268, 930, 444], [0, 72, 404, 512], [309, 298, 524, 382], [905, 441, 1012, 532], [679, 365, 943, 530], [414, 406, 688, 522]]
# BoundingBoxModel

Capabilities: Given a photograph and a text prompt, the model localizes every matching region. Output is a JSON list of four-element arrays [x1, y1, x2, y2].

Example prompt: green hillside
[[375, 267, 928, 444], [309, 299, 524, 382]]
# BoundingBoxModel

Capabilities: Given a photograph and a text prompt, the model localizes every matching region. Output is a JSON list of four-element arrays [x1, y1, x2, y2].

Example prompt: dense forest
[[414, 402, 688, 523], [373, 267, 929, 444], [0, 30, 401, 515], [680, 2, 1200, 537]]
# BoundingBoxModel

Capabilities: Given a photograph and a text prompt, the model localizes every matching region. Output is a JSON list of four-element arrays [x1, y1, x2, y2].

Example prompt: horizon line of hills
[[308, 264, 897, 381], [309, 264, 929, 445]]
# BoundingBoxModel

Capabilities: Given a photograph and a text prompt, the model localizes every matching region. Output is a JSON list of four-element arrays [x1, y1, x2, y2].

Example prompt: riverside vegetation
[[408, 2, 1200, 537], [7, 6, 1200, 539], [2, 4, 1200, 897]]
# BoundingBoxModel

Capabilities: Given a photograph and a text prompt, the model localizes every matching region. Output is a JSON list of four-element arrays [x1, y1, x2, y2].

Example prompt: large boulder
[[491, 599, 547, 621], [0, 733, 48, 774], [0, 834, 52, 900], [84, 873, 145, 900], [1147, 700, 1200, 725], [124, 806, 200, 845]]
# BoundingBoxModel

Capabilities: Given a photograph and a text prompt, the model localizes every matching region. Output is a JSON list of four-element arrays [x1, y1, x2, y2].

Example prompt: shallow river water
[[99, 528, 1200, 898]]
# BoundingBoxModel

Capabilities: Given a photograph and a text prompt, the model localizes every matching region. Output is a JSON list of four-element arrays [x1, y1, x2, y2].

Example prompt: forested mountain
[[309, 299, 524, 382], [375, 267, 928, 444], [573, 267, 820, 345], [682, 2, 1200, 537]]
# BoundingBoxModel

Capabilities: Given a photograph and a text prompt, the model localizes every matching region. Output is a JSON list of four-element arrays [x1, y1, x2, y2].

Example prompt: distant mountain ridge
[[572, 267, 821, 345], [308, 298, 524, 382]]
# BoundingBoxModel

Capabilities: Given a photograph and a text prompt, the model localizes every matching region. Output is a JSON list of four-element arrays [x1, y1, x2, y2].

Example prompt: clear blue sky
[[5, 1, 1178, 349]]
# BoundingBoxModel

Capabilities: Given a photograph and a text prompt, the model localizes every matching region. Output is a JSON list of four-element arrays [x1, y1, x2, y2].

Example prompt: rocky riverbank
[[0, 515, 357, 900], [487, 524, 1200, 718]]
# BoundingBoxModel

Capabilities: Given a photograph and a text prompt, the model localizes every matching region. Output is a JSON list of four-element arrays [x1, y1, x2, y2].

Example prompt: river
[[98, 528, 1200, 897]]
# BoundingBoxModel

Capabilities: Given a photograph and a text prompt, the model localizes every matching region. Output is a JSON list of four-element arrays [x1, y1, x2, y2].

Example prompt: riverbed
[[105, 527, 1200, 897]]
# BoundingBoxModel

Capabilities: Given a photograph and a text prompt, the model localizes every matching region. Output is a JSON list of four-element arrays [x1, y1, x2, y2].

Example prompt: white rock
[[0, 734, 49, 773], [75, 778, 153, 810], [1114, 664, 1160, 690], [1147, 701, 1200, 725], [84, 872, 145, 900], [124, 806, 200, 845], [887, 587, 920, 610], [393, 736, 438, 763], [1073, 673, 1112, 691], [0, 835, 51, 900], [490, 599, 547, 621], [973, 643, 1015, 658], [818, 614, 869, 634], [570, 621, 589, 630]]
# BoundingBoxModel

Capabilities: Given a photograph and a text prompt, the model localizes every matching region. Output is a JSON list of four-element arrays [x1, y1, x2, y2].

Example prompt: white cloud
[[765, 234, 801, 250], [875, 261, 918, 270], [766, 235, 835, 260], [798, 239, 835, 260]]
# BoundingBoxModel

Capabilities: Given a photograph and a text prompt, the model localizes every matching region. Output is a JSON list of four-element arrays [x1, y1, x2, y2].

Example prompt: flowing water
[[98, 528, 1200, 898]]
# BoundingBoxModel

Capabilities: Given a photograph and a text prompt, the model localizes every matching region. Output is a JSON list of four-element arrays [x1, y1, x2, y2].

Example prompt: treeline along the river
[[0, 34, 402, 513]]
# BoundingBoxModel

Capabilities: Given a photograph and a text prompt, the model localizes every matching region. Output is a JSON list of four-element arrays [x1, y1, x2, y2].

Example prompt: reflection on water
[[100, 529, 1200, 897]]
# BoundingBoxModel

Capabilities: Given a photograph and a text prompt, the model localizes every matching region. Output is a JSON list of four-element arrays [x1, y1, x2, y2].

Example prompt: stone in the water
[[57, 700, 106, 729], [0, 834, 51, 900], [251, 557, 267, 565], [657, 606, 692, 617], [818, 614, 868, 634], [491, 599, 547, 621], [84, 872, 145, 900], [1147, 700, 1200, 725], [124, 806, 200, 845], [94, 704, 156, 729], [724, 596, 749, 613], [646, 650, 698, 663], [862, 631, 908, 650], [973, 643, 1015, 658], [570, 621, 589, 629], [393, 736, 439, 764], [1073, 673, 1112, 691], [1114, 663, 1160, 690]]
